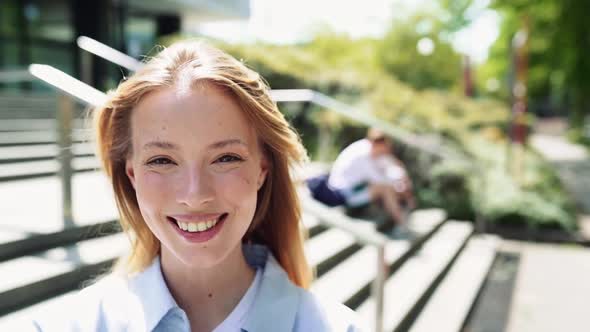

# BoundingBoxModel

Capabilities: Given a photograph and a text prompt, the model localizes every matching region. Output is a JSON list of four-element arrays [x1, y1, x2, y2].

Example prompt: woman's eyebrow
[[207, 139, 248, 150], [142, 139, 247, 151], [143, 141, 179, 151]]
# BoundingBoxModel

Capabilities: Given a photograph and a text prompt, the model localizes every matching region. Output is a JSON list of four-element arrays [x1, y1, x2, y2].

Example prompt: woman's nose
[[177, 167, 215, 207]]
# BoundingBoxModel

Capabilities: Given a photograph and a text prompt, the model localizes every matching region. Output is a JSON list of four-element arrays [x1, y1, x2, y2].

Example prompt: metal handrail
[[29, 65, 108, 106], [77, 36, 143, 72]]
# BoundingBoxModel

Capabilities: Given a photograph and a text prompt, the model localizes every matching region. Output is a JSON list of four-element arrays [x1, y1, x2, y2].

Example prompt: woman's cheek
[[216, 168, 258, 200], [139, 171, 174, 201]]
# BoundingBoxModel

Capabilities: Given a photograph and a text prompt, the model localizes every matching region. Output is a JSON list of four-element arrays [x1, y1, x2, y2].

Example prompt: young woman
[[33, 41, 361, 331]]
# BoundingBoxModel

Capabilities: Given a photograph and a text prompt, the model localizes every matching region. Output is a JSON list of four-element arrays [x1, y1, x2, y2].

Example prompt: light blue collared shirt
[[32, 244, 362, 331]]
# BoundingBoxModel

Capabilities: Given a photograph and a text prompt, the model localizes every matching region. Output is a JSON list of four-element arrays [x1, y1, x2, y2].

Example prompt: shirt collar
[[127, 256, 179, 331], [126, 244, 301, 332], [241, 244, 301, 332]]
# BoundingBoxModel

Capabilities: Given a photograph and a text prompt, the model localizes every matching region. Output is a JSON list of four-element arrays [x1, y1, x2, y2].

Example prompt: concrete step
[[311, 246, 378, 307], [301, 213, 328, 238], [0, 119, 87, 132], [0, 233, 129, 315], [0, 106, 57, 118], [0, 142, 95, 164], [310, 209, 447, 309], [0, 130, 91, 147], [0, 291, 74, 331], [0, 94, 57, 101], [356, 221, 474, 332], [408, 235, 499, 332], [0, 156, 100, 181], [0, 104, 55, 109], [305, 227, 361, 277], [0, 220, 119, 262], [0, 172, 120, 235]]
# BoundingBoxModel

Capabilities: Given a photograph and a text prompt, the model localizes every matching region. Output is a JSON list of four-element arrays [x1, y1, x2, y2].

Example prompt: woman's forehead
[[131, 86, 259, 149]]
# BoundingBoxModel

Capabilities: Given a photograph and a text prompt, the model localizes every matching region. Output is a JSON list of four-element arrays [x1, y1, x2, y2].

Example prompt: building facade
[[0, 0, 249, 91]]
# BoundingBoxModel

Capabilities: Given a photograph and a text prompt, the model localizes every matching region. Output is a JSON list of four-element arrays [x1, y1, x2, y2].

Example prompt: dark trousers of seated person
[[346, 201, 403, 232]]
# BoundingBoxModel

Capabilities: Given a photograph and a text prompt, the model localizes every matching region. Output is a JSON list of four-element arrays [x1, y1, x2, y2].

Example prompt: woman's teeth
[[176, 219, 218, 233]]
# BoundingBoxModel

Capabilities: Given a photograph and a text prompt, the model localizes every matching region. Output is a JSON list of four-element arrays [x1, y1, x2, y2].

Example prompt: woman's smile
[[167, 213, 229, 243]]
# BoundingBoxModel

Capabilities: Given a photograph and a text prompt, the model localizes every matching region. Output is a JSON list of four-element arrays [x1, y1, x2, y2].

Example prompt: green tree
[[479, 0, 590, 126], [378, 14, 463, 91], [554, 0, 590, 125], [439, 0, 475, 32]]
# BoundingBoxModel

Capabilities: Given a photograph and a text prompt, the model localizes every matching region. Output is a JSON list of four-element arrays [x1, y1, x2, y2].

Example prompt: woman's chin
[[166, 245, 233, 270]]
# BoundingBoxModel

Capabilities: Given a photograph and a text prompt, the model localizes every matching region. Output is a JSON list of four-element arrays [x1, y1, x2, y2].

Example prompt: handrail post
[[474, 163, 486, 234], [80, 46, 93, 85], [301, 196, 389, 332], [57, 94, 74, 227], [373, 244, 387, 332]]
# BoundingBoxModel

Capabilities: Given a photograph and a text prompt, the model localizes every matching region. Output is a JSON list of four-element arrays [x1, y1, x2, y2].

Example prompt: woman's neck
[[160, 244, 256, 332]]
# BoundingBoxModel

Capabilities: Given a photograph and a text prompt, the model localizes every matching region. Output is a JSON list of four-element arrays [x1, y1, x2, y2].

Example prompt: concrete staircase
[[304, 197, 498, 332], [0, 94, 97, 181], [0, 118, 98, 181]]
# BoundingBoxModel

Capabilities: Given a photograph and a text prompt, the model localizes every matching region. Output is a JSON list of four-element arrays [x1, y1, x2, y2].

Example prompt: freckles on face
[[126, 84, 268, 267], [215, 164, 259, 206]]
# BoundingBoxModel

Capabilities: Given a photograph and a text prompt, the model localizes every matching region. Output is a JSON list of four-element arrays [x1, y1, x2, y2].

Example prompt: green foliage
[[439, 0, 475, 31], [0, 0, 19, 35], [378, 14, 463, 90], [465, 134, 576, 230], [567, 127, 590, 151], [419, 158, 475, 219]]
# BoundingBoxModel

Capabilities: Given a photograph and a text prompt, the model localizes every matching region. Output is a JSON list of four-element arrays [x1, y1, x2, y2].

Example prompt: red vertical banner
[[508, 17, 530, 183], [511, 18, 529, 145], [463, 55, 474, 97], [512, 101, 528, 145]]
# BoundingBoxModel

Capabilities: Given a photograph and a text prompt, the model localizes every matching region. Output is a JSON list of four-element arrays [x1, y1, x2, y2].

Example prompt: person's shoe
[[389, 224, 416, 240]]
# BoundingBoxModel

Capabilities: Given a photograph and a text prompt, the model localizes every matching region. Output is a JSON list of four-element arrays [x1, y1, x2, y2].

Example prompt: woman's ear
[[257, 154, 269, 190], [125, 159, 137, 190]]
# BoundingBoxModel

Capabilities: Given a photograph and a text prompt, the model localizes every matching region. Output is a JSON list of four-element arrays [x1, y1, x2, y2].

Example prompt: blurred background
[[0, 0, 589, 331]]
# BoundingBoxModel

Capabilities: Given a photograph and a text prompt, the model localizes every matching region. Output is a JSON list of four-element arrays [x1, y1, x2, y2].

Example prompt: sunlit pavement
[[503, 241, 590, 332], [500, 120, 590, 332], [530, 124, 590, 239]]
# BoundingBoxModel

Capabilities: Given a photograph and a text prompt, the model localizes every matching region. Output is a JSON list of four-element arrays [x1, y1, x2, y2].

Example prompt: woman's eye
[[216, 154, 243, 163], [147, 157, 174, 166]]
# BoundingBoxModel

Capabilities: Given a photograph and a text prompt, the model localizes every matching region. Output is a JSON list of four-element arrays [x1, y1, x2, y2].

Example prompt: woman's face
[[125, 85, 268, 268]]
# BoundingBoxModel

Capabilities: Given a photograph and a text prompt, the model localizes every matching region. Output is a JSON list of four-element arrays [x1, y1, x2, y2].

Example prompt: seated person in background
[[309, 128, 415, 233]]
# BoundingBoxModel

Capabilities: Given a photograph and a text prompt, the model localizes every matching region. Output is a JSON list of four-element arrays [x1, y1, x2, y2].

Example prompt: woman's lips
[[167, 213, 227, 243]]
